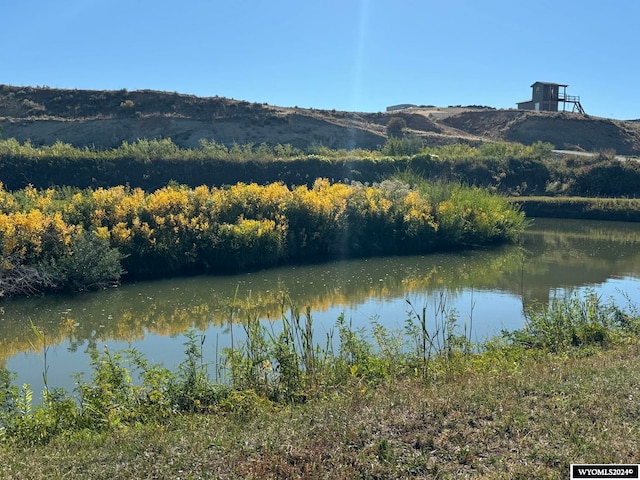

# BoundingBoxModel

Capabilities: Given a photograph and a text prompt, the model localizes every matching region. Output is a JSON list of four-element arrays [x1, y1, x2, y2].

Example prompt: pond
[[3, 218, 640, 398]]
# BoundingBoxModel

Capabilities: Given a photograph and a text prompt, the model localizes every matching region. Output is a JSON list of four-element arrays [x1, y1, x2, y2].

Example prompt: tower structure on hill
[[517, 82, 584, 114]]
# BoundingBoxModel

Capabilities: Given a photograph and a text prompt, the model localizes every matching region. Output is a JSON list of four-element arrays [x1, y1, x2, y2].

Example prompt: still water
[[3, 218, 640, 398]]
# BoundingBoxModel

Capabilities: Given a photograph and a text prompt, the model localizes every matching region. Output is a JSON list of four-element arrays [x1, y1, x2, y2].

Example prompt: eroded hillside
[[1, 85, 639, 154]]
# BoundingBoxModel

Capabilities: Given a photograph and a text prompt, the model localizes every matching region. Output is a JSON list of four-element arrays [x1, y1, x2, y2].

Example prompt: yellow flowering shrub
[[111, 221, 133, 245], [0, 210, 75, 261], [0, 182, 19, 214], [403, 191, 437, 231], [86, 186, 129, 229], [0, 178, 526, 289], [285, 179, 353, 258], [113, 188, 145, 224]]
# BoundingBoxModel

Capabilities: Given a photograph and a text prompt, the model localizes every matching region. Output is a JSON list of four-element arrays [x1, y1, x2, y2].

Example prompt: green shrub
[[381, 134, 423, 156], [507, 293, 626, 353], [41, 230, 124, 292]]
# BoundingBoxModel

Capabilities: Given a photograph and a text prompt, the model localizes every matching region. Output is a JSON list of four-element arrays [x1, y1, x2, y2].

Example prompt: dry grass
[[2, 342, 640, 479]]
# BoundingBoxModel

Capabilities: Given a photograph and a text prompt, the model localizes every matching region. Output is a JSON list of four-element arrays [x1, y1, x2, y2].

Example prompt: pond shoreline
[[4, 216, 640, 400]]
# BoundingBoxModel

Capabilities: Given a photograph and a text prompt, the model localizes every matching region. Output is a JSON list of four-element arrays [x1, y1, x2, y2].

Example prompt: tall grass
[[507, 291, 633, 353], [2, 292, 638, 447]]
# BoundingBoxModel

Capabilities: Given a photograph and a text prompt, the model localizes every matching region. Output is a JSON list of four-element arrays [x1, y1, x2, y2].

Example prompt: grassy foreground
[[2, 294, 640, 478], [1, 345, 640, 479]]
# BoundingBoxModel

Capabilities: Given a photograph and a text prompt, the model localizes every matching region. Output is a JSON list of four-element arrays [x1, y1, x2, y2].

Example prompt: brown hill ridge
[[1, 85, 639, 155]]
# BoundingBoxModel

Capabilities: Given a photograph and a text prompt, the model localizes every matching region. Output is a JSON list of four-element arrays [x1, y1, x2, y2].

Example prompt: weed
[[170, 331, 231, 412], [507, 291, 631, 353]]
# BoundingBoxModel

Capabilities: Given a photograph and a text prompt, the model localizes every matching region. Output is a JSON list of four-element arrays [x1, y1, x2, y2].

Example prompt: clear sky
[[2, 0, 639, 119]]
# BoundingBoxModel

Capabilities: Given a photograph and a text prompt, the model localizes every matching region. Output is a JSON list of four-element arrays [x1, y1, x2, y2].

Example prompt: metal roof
[[530, 81, 569, 87]]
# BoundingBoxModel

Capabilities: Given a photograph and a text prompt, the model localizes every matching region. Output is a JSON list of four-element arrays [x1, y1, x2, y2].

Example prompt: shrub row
[[0, 137, 548, 163], [512, 196, 640, 222], [0, 138, 558, 195], [4, 137, 638, 197], [0, 178, 526, 294]]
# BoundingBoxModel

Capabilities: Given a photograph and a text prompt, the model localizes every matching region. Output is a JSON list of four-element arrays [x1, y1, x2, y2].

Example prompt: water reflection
[[3, 218, 640, 396]]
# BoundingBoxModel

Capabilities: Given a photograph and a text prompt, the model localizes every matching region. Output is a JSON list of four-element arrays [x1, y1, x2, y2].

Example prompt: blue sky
[[2, 0, 639, 119]]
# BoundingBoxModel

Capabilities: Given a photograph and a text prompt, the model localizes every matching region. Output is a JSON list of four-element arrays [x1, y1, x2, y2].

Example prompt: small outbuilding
[[517, 81, 584, 114], [386, 104, 416, 112]]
